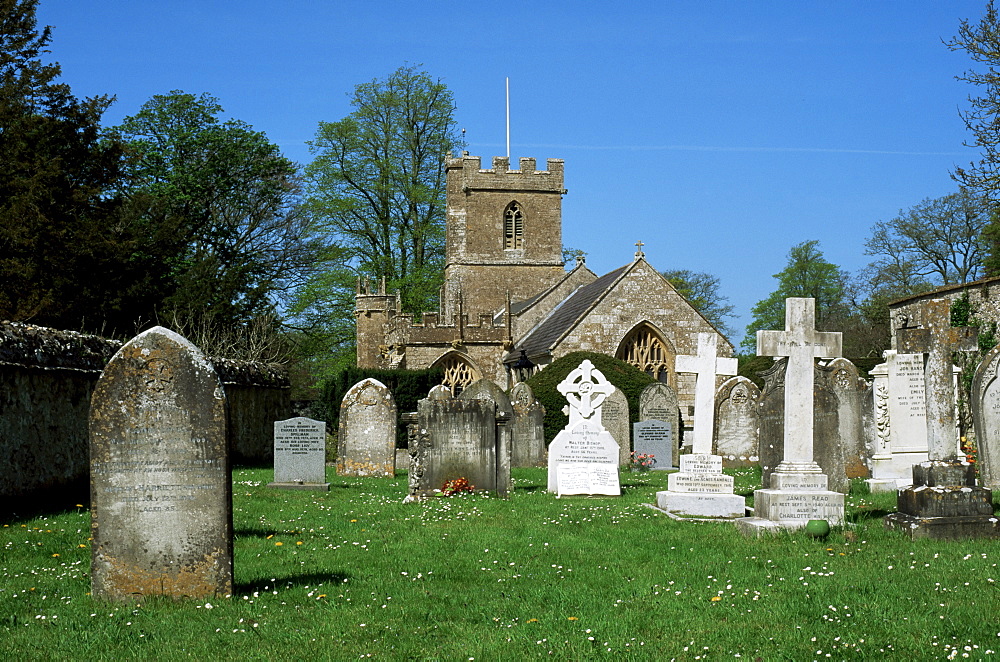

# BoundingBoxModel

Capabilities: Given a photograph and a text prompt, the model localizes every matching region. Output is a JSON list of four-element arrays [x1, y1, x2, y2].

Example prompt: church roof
[[506, 263, 631, 362]]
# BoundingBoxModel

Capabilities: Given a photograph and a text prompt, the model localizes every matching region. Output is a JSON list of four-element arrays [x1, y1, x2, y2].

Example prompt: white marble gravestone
[[270, 417, 330, 490], [866, 351, 931, 491], [547, 360, 620, 495], [736, 298, 845, 535], [656, 333, 743, 519]]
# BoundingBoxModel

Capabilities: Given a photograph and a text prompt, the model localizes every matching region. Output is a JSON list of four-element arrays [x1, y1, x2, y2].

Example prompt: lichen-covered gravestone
[[405, 387, 509, 500], [510, 382, 546, 467], [337, 378, 396, 477], [713, 376, 760, 468], [973, 343, 1000, 489], [460, 378, 513, 485], [270, 417, 329, 490], [601, 387, 630, 466], [90, 327, 232, 601]]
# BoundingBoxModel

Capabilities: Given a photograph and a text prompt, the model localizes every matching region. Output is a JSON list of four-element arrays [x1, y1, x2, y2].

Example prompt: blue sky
[[36, 1, 989, 343]]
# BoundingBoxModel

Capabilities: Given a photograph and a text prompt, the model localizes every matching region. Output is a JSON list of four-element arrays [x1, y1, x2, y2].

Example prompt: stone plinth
[[884, 460, 1000, 540], [736, 470, 845, 536], [655, 454, 745, 519]]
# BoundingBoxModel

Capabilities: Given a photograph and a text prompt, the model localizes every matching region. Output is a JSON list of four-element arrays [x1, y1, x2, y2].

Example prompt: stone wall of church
[[888, 276, 1000, 349], [551, 260, 733, 432]]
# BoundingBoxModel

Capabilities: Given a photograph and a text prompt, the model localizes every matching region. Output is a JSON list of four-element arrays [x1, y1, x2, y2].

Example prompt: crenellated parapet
[[447, 153, 565, 194]]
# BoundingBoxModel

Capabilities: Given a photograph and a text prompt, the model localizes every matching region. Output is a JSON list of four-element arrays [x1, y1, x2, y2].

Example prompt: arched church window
[[617, 324, 673, 384], [435, 353, 480, 396], [504, 201, 524, 249]]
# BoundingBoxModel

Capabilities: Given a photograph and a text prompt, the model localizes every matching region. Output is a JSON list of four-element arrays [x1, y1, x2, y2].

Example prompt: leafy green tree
[[113, 91, 314, 329], [293, 65, 463, 375], [742, 240, 850, 351], [662, 269, 736, 340], [0, 0, 143, 333]]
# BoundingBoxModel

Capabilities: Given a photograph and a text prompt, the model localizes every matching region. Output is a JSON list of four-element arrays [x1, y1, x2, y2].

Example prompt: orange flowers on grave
[[441, 477, 475, 496]]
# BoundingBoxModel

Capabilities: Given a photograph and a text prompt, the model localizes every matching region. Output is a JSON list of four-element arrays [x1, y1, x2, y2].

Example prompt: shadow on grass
[[233, 526, 282, 539], [847, 508, 893, 522], [235, 572, 350, 594]]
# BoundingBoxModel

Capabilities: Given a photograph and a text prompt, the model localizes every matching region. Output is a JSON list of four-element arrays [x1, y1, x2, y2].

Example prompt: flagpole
[[506, 77, 510, 161]]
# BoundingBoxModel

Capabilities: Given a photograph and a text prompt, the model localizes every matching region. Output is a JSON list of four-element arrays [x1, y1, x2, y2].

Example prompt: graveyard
[[4, 467, 1000, 659]]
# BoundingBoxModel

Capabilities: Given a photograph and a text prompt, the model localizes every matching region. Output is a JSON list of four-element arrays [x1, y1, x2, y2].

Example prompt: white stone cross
[[757, 298, 842, 474], [558, 359, 615, 426], [675, 333, 738, 455]]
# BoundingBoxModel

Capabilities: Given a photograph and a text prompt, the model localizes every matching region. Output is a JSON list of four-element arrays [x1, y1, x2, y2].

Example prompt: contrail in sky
[[484, 143, 967, 157]]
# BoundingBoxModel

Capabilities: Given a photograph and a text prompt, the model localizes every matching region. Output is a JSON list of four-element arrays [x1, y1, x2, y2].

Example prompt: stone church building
[[355, 153, 732, 427]]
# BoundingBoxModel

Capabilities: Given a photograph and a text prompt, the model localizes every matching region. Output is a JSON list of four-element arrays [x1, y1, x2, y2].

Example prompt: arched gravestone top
[[337, 378, 396, 478], [90, 326, 231, 602], [460, 378, 514, 418], [713, 376, 760, 467], [511, 382, 536, 413], [428, 384, 452, 400], [973, 344, 1000, 488]]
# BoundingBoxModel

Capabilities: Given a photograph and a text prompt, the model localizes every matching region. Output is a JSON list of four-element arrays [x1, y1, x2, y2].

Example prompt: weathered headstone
[[713, 376, 760, 468], [656, 333, 743, 519], [886, 298, 998, 539], [807, 360, 850, 495], [510, 382, 546, 467], [337, 378, 396, 477], [460, 378, 513, 485], [404, 390, 509, 500], [866, 351, 951, 491], [90, 327, 232, 601], [547, 360, 620, 495], [270, 417, 329, 489], [973, 343, 1000, 489], [736, 298, 845, 535], [640, 383, 680, 468], [633, 419, 672, 469], [824, 358, 868, 481], [602, 387, 631, 466]]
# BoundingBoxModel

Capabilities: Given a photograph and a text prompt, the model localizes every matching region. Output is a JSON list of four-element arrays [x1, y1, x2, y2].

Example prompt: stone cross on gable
[[757, 297, 842, 474], [558, 359, 615, 426], [675, 332, 738, 454], [897, 298, 978, 462]]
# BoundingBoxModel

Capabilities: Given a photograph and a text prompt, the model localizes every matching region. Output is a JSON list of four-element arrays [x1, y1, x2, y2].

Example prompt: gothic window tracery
[[504, 201, 524, 249], [435, 353, 480, 396], [617, 324, 674, 384]]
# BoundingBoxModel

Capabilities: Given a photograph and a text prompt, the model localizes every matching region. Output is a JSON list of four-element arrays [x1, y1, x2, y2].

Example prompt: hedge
[[524, 351, 657, 444]]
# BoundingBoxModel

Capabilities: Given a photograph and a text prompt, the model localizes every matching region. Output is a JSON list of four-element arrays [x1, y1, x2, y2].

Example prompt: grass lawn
[[3, 466, 1000, 660]]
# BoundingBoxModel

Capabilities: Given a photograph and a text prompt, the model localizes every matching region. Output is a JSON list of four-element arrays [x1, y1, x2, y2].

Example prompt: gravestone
[[885, 298, 998, 539], [632, 419, 672, 470], [973, 343, 1000, 489], [90, 327, 232, 601], [713, 376, 760, 468], [547, 360, 620, 495], [602, 387, 631, 466], [656, 333, 744, 519], [823, 358, 868, 481], [270, 417, 329, 490], [404, 390, 509, 500], [337, 379, 396, 477], [639, 383, 680, 468], [736, 298, 845, 535], [510, 382, 546, 467], [866, 351, 932, 491], [460, 378, 513, 484]]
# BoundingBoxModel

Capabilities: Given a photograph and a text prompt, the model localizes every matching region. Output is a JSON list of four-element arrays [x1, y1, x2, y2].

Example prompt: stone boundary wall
[[889, 276, 1000, 348], [0, 322, 290, 500]]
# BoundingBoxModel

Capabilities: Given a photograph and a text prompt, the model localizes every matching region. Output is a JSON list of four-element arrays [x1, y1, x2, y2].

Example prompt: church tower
[[442, 154, 567, 317]]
